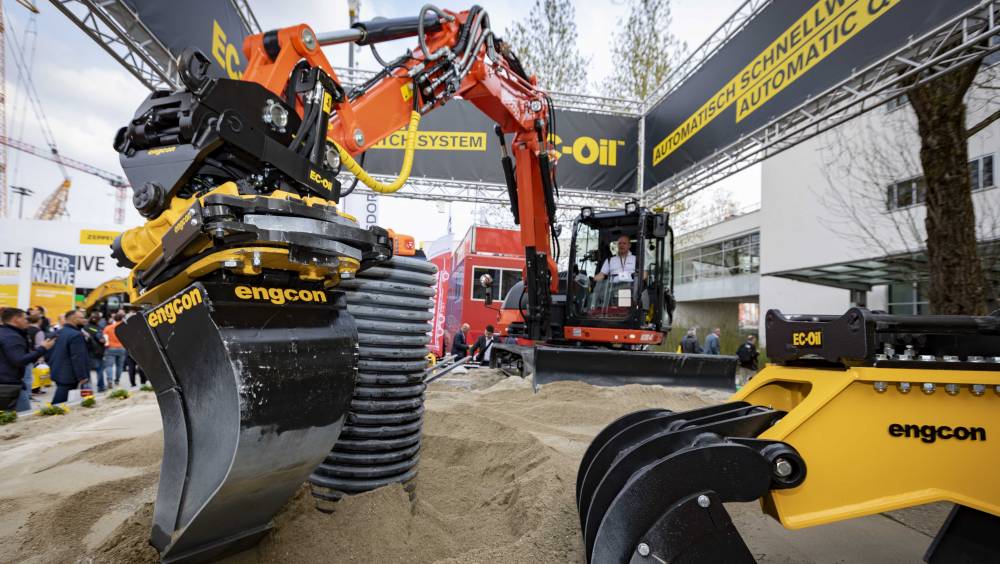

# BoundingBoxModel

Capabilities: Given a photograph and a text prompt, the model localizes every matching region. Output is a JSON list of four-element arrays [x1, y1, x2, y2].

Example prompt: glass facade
[[676, 232, 760, 284], [887, 282, 928, 315]]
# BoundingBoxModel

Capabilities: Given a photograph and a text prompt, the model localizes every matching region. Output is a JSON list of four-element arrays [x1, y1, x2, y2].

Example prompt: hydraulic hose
[[336, 110, 421, 194]]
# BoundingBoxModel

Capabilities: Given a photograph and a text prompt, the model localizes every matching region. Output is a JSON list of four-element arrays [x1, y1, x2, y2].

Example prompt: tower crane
[[0, 136, 129, 223]]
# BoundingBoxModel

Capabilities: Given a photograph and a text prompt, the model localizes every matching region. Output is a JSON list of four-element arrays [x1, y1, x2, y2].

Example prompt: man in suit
[[48, 310, 90, 404], [0, 308, 55, 410], [451, 323, 471, 358], [470, 325, 496, 365]]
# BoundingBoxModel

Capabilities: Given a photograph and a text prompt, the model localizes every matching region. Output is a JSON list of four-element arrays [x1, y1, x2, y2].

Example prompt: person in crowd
[[19, 314, 46, 409], [451, 323, 471, 357], [704, 327, 721, 355], [0, 308, 55, 411], [28, 305, 51, 334], [680, 327, 702, 354], [470, 325, 496, 365], [49, 310, 89, 404], [103, 311, 127, 387], [84, 311, 109, 391], [125, 354, 147, 387], [594, 234, 646, 283], [736, 334, 760, 386]]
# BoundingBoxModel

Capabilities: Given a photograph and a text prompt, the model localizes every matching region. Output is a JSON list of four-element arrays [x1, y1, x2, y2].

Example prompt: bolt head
[[325, 144, 341, 170], [529, 99, 543, 112], [898, 382, 911, 394], [637, 543, 650, 557], [945, 384, 960, 396], [262, 100, 289, 130], [922, 382, 935, 395], [971, 384, 986, 396], [697, 494, 710, 508], [301, 28, 317, 50], [873, 381, 888, 393], [353, 128, 365, 147], [774, 458, 793, 478]]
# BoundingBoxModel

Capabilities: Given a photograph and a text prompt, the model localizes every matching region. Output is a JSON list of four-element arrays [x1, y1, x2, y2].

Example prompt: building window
[[888, 282, 928, 315], [886, 177, 926, 210], [471, 266, 522, 301], [971, 154, 995, 191], [677, 232, 759, 284]]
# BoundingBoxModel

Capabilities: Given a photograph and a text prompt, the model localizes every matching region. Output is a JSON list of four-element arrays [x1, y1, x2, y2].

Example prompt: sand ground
[[0, 369, 949, 563]]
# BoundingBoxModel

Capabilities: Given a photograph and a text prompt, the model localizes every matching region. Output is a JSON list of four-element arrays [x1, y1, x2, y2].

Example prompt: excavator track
[[310, 255, 436, 503]]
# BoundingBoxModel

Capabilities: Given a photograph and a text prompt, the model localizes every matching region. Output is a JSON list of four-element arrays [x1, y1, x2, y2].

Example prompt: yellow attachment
[[732, 364, 1000, 530], [82, 278, 129, 310], [129, 246, 360, 306], [336, 110, 421, 194]]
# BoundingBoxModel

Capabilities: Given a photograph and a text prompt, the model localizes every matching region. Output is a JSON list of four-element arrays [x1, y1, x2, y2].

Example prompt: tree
[[819, 60, 1000, 315], [909, 59, 998, 315], [603, 0, 685, 100], [503, 0, 589, 93]]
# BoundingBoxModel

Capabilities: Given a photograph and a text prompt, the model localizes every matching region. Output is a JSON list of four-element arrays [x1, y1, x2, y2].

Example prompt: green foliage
[[38, 404, 68, 416], [140, 384, 154, 392], [0, 410, 17, 425], [108, 389, 130, 400], [603, 0, 685, 100], [81, 397, 97, 408], [504, 0, 589, 92]]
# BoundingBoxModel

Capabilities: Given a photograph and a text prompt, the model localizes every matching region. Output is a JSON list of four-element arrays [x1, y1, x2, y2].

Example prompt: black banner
[[643, 0, 978, 189], [124, 0, 252, 80], [364, 101, 640, 193]]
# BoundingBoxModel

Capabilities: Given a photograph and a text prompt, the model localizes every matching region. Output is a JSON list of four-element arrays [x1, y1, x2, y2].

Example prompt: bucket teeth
[[578, 405, 804, 564], [118, 278, 357, 563]]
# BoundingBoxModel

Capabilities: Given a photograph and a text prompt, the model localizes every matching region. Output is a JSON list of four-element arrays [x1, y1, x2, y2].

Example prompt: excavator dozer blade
[[118, 277, 357, 563], [532, 346, 737, 391]]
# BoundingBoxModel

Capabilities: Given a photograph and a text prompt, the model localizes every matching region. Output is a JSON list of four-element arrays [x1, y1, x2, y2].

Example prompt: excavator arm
[[238, 7, 560, 340]]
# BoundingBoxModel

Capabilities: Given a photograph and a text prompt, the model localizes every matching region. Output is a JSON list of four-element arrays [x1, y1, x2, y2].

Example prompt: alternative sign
[[643, 0, 978, 189], [29, 248, 76, 317]]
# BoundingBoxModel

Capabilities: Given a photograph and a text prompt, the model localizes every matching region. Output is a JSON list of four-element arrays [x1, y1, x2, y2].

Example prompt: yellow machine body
[[734, 364, 1000, 529], [117, 182, 363, 305]]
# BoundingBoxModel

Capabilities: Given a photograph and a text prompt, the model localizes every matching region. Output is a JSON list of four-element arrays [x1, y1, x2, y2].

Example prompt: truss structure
[[642, 0, 1000, 207], [348, 174, 632, 212], [50, 0, 179, 91]]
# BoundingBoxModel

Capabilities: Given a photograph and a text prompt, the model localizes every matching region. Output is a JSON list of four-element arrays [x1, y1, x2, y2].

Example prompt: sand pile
[[0, 370, 946, 563]]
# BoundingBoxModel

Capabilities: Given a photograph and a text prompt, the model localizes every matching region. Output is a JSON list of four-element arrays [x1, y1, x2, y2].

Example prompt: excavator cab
[[564, 203, 674, 339]]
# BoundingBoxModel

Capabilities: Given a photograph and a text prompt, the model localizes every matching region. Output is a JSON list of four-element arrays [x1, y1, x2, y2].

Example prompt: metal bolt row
[[873, 381, 999, 396]]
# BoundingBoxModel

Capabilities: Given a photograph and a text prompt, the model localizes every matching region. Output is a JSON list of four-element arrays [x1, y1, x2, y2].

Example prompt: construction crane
[[0, 0, 41, 218], [0, 136, 130, 223], [5, 3, 76, 221]]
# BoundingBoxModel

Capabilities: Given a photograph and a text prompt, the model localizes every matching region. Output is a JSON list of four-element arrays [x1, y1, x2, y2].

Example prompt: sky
[[2, 0, 757, 244]]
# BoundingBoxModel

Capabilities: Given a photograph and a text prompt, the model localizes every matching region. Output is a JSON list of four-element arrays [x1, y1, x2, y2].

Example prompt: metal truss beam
[[643, 0, 1000, 208], [348, 174, 634, 211], [642, 0, 772, 113], [49, 0, 179, 91], [331, 66, 641, 116]]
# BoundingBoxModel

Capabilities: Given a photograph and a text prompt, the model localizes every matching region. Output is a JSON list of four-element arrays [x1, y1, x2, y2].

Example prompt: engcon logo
[[147, 287, 203, 327], [148, 146, 177, 156], [234, 285, 328, 305], [309, 169, 333, 190], [791, 330, 822, 347], [888, 423, 986, 444]]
